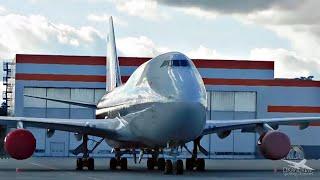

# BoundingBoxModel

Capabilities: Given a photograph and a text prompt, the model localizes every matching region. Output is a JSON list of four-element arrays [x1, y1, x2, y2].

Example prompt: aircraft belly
[[98, 101, 205, 148], [127, 102, 206, 147]]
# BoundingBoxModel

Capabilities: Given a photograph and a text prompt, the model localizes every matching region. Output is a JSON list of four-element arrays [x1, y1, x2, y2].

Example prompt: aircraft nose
[[164, 101, 207, 143]]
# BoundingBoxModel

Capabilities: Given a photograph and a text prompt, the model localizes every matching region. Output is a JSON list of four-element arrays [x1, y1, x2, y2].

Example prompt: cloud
[[250, 48, 320, 79], [0, 8, 168, 58], [87, 14, 128, 26], [0, 13, 106, 59], [117, 36, 169, 57], [0, 6, 7, 14], [174, 7, 217, 20], [235, 1, 320, 66], [240, 1, 320, 26], [157, 0, 300, 14], [187, 45, 220, 59], [156, 0, 320, 79], [109, 0, 170, 20]]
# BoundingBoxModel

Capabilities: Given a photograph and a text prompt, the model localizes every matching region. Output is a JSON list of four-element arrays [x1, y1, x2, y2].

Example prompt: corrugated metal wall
[[209, 91, 256, 158]]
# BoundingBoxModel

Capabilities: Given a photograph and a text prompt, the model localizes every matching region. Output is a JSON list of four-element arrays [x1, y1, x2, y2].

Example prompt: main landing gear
[[109, 148, 128, 170], [186, 158, 205, 171], [76, 157, 95, 171], [74, 135, 104, 171], [73, 136, 206, 173]]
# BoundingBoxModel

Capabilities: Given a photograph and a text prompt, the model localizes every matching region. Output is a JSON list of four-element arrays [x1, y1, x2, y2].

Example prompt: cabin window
[[161, 60, 190, 67]]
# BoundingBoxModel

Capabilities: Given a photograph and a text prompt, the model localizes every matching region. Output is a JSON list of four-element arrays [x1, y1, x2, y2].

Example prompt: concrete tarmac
[[0, 157, 319, 180]]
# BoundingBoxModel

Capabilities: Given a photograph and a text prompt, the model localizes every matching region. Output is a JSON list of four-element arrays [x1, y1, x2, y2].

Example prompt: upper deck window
[[161, 60, 190, 68]]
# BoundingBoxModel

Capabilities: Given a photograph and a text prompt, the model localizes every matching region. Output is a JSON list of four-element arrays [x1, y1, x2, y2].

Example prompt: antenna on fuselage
[[106, 16, 122, 91]]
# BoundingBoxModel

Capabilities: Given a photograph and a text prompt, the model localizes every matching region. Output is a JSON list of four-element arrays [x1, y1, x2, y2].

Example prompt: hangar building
[[4, 54, 320, 159]]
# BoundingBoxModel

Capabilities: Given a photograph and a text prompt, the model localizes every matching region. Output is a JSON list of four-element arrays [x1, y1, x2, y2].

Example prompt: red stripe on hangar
[[203, 78, 320, 87], [268, 105, 320, 126], [16, 73, 131, 83], [192, 59, 274, 70], [16, 74, 106, 82], [268, 106, 320, 113], [16, 54, 106, 65], [16, 54, 274, 70]]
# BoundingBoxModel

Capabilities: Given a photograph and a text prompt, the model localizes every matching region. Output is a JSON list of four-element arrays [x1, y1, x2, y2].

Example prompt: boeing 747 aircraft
[[0, 17, 320, 175]]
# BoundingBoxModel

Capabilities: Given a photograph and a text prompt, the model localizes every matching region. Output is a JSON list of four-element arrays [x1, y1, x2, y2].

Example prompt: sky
[[0, 0, 320, 83]]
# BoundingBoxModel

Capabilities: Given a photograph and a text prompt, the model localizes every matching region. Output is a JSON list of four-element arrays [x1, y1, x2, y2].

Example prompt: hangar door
[[209, 91, 257, 158], [23, 87, 109, 157]]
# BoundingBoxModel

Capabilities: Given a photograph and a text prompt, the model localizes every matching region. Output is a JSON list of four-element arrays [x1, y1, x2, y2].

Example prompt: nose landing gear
[[146, 150, 166, 171], [163, 147, 184, 175], [147, 157, 166, 170], [164, 159, 184, 174]]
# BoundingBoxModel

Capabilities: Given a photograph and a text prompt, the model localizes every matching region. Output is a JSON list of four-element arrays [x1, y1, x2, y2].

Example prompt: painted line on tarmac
[[88, 177, 101, 180], [29, 162, 58, 170]]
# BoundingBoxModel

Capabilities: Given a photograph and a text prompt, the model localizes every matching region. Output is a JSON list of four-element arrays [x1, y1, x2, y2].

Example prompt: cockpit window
[[179, 60, 189, 66], [161, 60, 190, 68], [160, 60, 170, 67]]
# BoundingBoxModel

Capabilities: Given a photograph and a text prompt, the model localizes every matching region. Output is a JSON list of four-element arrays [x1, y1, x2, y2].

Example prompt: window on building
[[210, 91, 256, 112], [235, 92, 256, 112], [211, 91, 235, 111]]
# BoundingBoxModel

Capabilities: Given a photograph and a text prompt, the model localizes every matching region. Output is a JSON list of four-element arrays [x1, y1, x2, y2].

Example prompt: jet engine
[[258, 131, 291, 160], [46, 129, 55, 138], [4, 129, 36, 160], [217, 130, 231, 139], [74, 133, 82, 141]]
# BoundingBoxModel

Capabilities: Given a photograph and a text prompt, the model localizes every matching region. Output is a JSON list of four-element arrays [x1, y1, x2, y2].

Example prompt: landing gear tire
[[120, 158, 128, 170], [147, 158, 156, 170], [186, 158, 193, 171], [157, 158, 165, 171], [110, 158, 117, 170], [88, 158, 95, 171], [176, 159, 184, 175], [76, 158, 94, 170], [186, 158, 205, 171], [76, 158, 83, 170], [164, 160, 173, 174], [196, 158, 205, 171]]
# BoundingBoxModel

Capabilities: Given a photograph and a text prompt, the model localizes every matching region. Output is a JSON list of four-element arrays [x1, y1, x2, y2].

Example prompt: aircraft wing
[[0, 116, 126, 139], [24, 94, 97, 109], [202, 117, 320, 136], [282, 159, 296, 165]]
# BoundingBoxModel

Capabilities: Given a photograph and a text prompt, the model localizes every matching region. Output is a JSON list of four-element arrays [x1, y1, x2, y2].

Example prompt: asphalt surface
[[0, 157, 319, 180]]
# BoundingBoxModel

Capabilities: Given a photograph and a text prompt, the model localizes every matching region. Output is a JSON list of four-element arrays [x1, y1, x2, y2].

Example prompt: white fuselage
[[96, 52, 207, 148]]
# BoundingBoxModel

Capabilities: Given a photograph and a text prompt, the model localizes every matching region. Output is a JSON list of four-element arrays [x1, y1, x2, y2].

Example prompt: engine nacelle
[[74, 133, 82, 141], [4, 129, 36, 160], [217, 130, 231, 139], [46, 129, 55, 138], [258, 131, 291, 160]]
